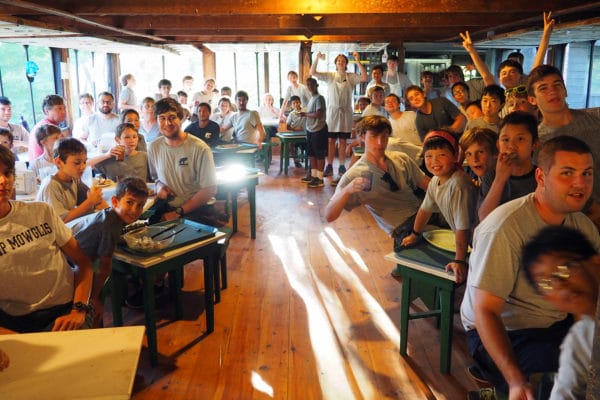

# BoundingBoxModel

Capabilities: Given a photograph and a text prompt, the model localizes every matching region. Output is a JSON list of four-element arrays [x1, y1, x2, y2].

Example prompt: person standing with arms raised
[[311, 51, 368, 186]]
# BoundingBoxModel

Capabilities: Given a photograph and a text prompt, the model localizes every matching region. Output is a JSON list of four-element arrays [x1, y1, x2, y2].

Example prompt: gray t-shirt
[[95, 151, 149, 182], [335, 151, 426, 235], [461, 193, 600, 331], [464, 117, 500, 134], [148, 133, 216, 208], [83, 113, 120, 145], [231, 110, 262, 143], [538, 109, 600, 204], [36, 175, 92, 220], [305, 94, 326, 132], [68, 207, 124, 261], [119, 87, 137, 110], [421, 169, 476, 232]]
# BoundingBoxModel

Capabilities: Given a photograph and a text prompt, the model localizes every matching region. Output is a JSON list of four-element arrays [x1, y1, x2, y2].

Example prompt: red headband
[[424, 130, 459, 154]]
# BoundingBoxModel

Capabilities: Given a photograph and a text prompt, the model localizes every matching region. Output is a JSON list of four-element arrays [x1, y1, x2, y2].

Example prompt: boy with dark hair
[[478, 111, 539, 222], [401, 130, 476, 283], [0, 96, 29, 153], [465, 84, 505, 133], [464, 100, 484, 121], [28, 94, 67, 162], [0, 145, 94, 333], [362, 86, 387, 118], [184, 102, 220, 147], [36, 137, 107, 223], [68, 176, 149, 326], [0, 128, 12, 150], [300, 78, 327, 188], [521, 225, 598, 399]]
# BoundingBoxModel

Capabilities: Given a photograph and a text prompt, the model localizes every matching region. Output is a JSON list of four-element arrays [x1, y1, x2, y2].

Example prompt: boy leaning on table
[[0, 145, 94, 334], [68, 177, 149, 326], [36, 137, 108, 223]]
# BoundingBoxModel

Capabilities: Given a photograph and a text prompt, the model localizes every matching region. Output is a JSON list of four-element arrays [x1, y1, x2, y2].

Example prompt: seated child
[[464, 100, 483, 121], [522, 225, 599, 399], [464, 85, 505, 133], [504, 84, 539, 119], [0, 128, 12, 151], [286, 95, 307, 168], [68, 177, 149, 326], [87, 123, 149, 182], [459, 127, 498, 224], [36, 137, 108, 223], [120, 109, 148, 152], [401, 130, 477, 283], [362, 86, 387, 117], [355, 96, 370, 114], [29, 124, 61, 182], [478, 111, 539, 222]]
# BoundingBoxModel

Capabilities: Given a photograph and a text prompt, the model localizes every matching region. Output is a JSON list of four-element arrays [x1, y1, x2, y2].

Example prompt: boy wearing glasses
[[324, 115, 429, 241], [460, 136, 598, 398], [521, 225, 599, 399], [400, 130, 476, 283]]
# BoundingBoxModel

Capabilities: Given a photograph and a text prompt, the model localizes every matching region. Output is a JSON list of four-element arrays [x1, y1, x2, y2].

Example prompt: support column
[[202, 47, 216, 80], [300, 41, 312, 82]]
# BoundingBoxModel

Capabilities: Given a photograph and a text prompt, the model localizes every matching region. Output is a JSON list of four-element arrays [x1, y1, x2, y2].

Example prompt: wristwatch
[[72, 301, 93, 313], [175, 206, 184, 217]]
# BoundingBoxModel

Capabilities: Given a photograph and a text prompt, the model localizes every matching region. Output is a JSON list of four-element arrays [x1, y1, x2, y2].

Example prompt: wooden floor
[[105, 153, 486, 399]]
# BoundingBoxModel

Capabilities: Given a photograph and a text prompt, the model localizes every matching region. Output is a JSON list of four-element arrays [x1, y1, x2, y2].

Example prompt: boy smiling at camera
[[401, 130, 476, 283]]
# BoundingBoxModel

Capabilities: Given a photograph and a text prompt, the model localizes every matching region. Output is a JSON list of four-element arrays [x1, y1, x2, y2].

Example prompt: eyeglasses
[[381, 171, 399, 192], [505, 85, 527, 97], [535, 259, 583, 292]]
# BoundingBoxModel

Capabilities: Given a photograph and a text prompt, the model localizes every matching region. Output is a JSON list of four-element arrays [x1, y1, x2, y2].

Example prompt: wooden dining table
[[385, 239, 460, 374], [0, 326, 145, 400], [110, 220, 225, 366]]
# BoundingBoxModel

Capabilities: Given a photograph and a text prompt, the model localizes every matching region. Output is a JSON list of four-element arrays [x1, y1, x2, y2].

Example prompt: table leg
[[203, 254, 215, 333], [248, 183, 256, 239], [283, 141, 290, 175], [399, 270, 411, 357], [169, 268, 183, 320], [141, 271, 159, 366], [438, 285, 455, 374], [279, 140, 284, 173], [109, 270, 125, 326], [231, 193, 238, 234]]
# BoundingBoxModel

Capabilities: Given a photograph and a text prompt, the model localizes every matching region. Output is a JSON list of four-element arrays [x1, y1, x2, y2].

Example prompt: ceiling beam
[[0, 0, 166, 42], [29, 0, 592, 15]]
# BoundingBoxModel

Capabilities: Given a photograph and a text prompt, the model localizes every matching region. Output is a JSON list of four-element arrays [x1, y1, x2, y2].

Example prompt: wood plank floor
[[105, 153, 487, 399]]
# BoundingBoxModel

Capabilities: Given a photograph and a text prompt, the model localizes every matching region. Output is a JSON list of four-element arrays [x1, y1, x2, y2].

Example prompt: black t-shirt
[[184, 120, 220, 147]]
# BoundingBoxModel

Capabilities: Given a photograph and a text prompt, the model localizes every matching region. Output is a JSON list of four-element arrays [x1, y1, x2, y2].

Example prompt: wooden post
[[202, 47, 216, 81], [263, 52, 270, 94], [107, 53, 120, 113], [300, 41, 312, 82], [57, 48, 74, 135]]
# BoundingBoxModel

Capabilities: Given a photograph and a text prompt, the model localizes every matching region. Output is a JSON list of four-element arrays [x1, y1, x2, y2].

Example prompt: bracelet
[[411, 229, 421, 236], [452, 259, 467, 265], [72, 301, 93, 313]]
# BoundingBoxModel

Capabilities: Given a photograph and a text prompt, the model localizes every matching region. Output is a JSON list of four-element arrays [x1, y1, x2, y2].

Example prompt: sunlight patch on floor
[[319, 231, 400, 349], [324, 226, 368, 272], [269, 234, 356, 399], [251, 370, 274, 398]]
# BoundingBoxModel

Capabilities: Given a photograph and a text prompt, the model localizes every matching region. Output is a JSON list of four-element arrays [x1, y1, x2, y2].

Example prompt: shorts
[[307, 125, 328, 158], [327, 131, 351, 140]]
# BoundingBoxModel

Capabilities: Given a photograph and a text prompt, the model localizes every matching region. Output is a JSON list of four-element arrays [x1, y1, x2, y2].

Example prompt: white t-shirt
[[0, 201, 74, 316]]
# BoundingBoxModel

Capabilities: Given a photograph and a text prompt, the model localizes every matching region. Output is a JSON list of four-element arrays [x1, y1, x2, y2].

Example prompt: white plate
[[216, 144, 241, 150], [422, 229, 471, 253], [93, 179, 114, 188]]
